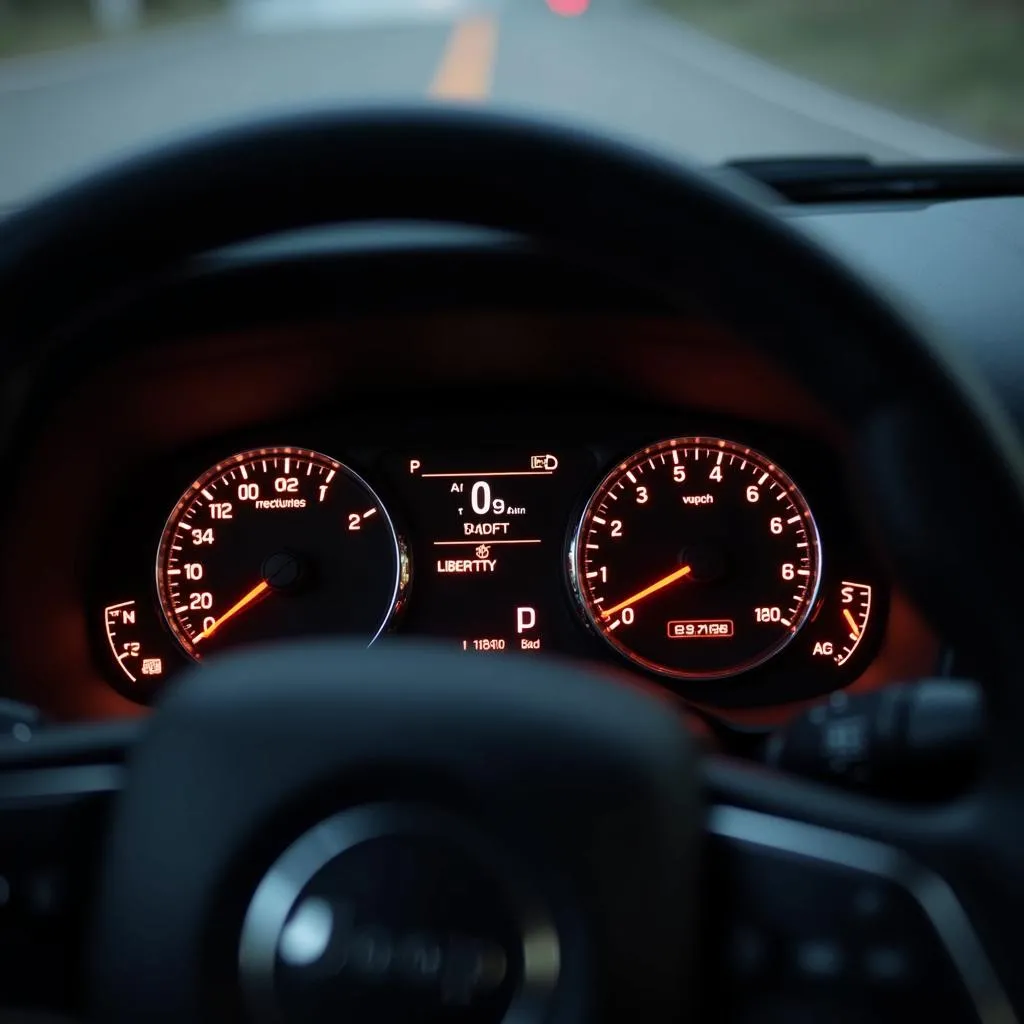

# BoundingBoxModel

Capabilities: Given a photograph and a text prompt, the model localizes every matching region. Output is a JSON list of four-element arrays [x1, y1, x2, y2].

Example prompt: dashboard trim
[[0, 763, 125, 801]]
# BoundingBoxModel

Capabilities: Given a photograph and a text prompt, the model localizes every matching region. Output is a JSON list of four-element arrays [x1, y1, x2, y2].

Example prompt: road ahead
[[0, 0, 998, 207]]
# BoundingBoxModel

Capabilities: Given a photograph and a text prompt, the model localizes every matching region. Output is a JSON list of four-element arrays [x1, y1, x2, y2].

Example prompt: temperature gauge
[[104, 600, 168, 685], [102, 598, 183, 698]]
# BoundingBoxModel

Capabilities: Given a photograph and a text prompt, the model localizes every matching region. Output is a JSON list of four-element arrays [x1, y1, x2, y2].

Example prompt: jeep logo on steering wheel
[[278, 896, 509, 1006]]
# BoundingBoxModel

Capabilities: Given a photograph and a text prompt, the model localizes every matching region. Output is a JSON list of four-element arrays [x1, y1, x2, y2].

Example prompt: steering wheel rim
[[1, 106, 1022, 1023]]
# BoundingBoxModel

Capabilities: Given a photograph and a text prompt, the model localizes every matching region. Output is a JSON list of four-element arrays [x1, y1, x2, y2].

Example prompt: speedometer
[[156, 447, 406, 660], [570, 437, 821, 680]]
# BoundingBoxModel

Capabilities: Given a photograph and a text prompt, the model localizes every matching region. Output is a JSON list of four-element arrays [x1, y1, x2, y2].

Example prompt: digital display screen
[[384, 449, 592, 654]]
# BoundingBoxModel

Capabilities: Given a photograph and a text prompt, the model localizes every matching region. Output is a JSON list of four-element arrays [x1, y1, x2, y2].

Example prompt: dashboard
[[6, 117, 1024, 1024], [0, 228, 944, 726]]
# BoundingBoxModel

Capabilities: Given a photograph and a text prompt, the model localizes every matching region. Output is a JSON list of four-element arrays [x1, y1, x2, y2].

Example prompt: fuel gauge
[[805, 581, 874, 667], [834, 582, 872, 666]]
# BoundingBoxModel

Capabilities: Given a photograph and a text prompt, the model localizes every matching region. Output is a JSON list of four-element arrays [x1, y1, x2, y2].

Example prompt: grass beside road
[[655, 0, 1024, 152], [0, 0, 224, 59]]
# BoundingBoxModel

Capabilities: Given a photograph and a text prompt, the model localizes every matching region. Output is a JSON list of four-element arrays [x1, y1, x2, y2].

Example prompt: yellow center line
[[429, 14, 498, 102]]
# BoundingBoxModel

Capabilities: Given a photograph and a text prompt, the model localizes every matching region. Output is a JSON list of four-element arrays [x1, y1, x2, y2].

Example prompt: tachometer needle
[[194, 580, 270, 642], [601, 565, 692, 620], [843, 608, 861, 639]]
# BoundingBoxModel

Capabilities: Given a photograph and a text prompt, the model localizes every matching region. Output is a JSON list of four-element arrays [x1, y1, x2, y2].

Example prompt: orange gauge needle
[[194, 580, 270, 642], [601, 565, 692, 620], [843, 608, 861, 639]]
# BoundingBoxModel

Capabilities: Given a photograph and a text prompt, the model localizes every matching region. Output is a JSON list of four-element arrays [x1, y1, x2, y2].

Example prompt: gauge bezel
[[155, 445, 408, 660], [568, 436, 823, 681]]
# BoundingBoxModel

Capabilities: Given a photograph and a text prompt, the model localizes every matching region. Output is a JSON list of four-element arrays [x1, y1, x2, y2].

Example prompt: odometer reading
[[156, 447, 405, 659], [667, 619, 734, 639], [571, 437, 822, 680]]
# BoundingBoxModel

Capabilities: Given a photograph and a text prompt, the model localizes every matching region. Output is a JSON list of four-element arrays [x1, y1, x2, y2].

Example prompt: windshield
[[1, 0, 1020, 208]]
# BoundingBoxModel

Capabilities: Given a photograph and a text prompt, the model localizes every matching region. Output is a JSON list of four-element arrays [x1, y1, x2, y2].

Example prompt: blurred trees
[[661, 0, 1023, 149], [0, 0, 223, 33], [0, 0, 224, 57], [90, 0, 142, 32]]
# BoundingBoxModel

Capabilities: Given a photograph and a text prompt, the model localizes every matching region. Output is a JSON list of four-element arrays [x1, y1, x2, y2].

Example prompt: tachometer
[[156, 447, 406, 659], [570, 437, 821, 680]]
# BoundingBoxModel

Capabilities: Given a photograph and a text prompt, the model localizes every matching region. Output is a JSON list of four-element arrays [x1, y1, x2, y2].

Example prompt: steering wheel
[[1, 107, 1022, 1024]]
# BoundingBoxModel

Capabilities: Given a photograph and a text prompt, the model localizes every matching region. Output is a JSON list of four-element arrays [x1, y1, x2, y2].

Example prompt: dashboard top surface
[[791, 196, 1024, 434]]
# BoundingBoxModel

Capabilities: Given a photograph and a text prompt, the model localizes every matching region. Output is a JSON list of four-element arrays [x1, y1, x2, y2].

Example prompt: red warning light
[[546, 0, 589, 16]]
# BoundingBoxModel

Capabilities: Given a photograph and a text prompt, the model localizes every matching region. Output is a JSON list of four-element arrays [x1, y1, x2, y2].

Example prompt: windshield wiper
[[725, 156, 1024, 204]]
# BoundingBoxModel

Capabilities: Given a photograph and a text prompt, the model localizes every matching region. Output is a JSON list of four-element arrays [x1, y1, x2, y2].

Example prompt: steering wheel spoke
[[702, 754, 1016, 1024], [0, 722, 133, 1015]]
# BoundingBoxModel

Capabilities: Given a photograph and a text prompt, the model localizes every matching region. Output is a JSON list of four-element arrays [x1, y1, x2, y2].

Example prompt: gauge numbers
[[572, 437, 822, 680], [156, 447, 405, 659]]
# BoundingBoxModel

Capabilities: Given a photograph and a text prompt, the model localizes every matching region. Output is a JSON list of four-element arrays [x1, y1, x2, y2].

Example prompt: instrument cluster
[[92, 421, 893, 713]]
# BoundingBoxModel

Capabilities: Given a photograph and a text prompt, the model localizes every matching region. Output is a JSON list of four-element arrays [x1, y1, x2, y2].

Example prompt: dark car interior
[[1, 107, 1023, 1023]]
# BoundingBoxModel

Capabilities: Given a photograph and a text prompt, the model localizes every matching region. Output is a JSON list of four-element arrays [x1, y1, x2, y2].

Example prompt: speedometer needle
[[194, 580, 270, 642], [601, 565, 692, 619]]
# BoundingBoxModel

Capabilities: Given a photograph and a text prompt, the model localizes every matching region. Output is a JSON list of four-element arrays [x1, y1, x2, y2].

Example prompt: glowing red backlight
[[546, 0, 589, 16]]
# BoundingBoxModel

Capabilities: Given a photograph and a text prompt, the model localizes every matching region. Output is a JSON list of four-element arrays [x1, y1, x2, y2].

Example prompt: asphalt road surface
[[0, 0, 1000, 207]]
